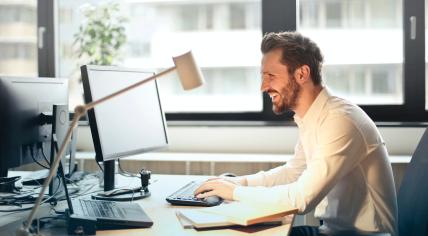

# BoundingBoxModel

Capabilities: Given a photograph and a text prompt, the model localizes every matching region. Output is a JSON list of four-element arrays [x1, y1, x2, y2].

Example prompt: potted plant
[[69, 2, 128, 108]]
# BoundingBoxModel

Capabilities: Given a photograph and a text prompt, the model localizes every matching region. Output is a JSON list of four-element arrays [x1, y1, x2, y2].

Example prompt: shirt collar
[[294, 87, 331, 127]]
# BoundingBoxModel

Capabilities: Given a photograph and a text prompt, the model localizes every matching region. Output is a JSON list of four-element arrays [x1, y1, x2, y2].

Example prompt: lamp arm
[[18, 65, 176, 235], [19, 112, 82, 234]]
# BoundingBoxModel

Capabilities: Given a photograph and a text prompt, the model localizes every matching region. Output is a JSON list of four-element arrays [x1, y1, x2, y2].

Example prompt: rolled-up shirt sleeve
[[233, 115, 366, 214], [245, 140, 307, 187]]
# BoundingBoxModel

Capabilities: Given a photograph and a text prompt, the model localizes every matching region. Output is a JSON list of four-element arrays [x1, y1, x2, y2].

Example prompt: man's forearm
[[224, 176, 248, 186], [237, 176, 248, 186]]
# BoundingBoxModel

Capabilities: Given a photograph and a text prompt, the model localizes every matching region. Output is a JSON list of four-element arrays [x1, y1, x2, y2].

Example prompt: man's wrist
[[238, 176, 248, 186], [224, 176, 247, 186]]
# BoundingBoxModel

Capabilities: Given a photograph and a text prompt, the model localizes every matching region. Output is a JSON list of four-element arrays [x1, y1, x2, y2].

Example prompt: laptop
[[41, 136, 153, 234], [56, 167, 153, 234], [67, 197, 153, 232]]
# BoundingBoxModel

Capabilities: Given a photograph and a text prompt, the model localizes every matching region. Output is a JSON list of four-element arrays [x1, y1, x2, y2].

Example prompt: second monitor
[[81, 65, 168, 201]]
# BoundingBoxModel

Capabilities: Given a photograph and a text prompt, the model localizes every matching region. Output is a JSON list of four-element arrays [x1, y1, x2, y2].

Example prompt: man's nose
[[260, 78, 269, 92]]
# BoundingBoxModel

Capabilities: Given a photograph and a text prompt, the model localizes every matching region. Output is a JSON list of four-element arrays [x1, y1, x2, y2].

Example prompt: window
[[325, 2, 342, 27], [57, 0, 263, 115], [0, 2, 37, 76], [17, 0, 425, 122], [299, 0, 403, 105], [230, 3, 246, 29]]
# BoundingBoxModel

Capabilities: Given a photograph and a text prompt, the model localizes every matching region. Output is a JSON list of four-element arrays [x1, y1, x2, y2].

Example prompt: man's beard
[[272, 76, 300, 115]]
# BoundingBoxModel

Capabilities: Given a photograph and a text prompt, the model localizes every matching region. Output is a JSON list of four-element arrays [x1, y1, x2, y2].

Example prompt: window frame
[[38, 0, 56, 77], [42, 0, 428, 123]]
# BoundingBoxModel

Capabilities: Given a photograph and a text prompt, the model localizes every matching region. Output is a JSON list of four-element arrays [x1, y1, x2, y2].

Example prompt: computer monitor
[[81, 65, 168, 200], [0, 76, 69, 195]]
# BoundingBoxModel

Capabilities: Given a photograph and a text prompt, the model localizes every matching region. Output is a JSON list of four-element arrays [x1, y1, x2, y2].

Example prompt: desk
[[0, 173, 293, 236]]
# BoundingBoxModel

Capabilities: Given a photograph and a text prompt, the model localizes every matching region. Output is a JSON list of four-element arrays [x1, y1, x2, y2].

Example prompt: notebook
[[176, 209, 289, 230], [200, 202, 298, 226], [176, 201, 297, 229], [176, 209, 232, 229]]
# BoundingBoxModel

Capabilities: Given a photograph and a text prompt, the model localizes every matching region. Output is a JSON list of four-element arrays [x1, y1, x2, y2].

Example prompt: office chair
[[396, 127, 428, 236]]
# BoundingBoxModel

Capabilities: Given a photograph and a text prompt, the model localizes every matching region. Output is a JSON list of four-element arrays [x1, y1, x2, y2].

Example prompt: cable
[[0, 176, 21, 193], [38, 143, 50, 166], [69, 175, 103, 198], [29, 146, 49, 169], [117, 159, 139, 178], [0, 175, 62, 212], [96, 161, 104, 172], [0, 176, 61, 205], [131, 188, 136, 202], [49, 175, 63, 199], [73, 187, 103, 198]]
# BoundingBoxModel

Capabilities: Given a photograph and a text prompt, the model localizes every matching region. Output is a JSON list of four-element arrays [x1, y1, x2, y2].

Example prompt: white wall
[[76, 125, 425, 156]]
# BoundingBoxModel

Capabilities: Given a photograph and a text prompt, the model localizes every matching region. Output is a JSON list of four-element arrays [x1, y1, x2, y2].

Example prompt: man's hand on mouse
[[194, 175, 247, 201], [194, 178, 237, 200]]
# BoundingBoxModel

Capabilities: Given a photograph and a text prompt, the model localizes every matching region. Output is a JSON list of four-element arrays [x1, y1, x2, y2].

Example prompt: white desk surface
[[0, 172, 293, 236]]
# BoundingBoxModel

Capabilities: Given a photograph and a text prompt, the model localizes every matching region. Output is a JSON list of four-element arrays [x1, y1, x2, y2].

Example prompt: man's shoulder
[[323, 96, 368, 119], [320, 96, 381, 141]]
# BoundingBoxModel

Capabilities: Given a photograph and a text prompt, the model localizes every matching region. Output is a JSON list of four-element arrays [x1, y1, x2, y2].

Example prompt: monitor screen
[[0, 77, 68, 177], [81, 65, 168, 163]]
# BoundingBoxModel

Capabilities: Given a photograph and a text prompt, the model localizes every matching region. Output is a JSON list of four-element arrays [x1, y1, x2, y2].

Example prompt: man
[[195, 32, 398, 236]]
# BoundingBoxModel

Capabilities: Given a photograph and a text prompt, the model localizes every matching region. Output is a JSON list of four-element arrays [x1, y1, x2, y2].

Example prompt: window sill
[[77, 120, 428, 127]]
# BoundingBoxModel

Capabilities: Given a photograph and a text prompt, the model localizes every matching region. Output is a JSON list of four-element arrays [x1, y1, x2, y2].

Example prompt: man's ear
[[295, 65, 311, 85]]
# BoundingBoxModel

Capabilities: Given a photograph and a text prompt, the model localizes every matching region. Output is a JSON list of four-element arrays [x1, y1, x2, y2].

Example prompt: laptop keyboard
[[166, 180, 223, 207], [79, 199, 125, 218]]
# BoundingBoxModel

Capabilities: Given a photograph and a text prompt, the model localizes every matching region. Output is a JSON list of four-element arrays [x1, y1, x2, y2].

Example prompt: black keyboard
[[79, 199, 125, 218], [166, 180, 223, 207]]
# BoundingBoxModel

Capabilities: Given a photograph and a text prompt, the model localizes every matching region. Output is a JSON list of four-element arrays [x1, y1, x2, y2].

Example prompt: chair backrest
[[397, 127, 428, 236]]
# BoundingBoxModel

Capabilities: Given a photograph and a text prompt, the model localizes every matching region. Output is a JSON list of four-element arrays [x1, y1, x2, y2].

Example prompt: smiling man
[[195, 32, 398, 236]]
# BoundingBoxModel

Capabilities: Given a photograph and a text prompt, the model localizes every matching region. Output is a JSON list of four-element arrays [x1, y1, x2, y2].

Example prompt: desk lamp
[[16, 51, 204, 236]]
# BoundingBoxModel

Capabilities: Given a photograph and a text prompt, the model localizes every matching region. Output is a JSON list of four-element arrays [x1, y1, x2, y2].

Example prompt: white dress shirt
[[233, 88, 398, 235]]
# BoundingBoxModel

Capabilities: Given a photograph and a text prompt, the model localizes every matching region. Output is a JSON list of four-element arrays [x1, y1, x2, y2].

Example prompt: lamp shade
[[173, 51, 205, 90]]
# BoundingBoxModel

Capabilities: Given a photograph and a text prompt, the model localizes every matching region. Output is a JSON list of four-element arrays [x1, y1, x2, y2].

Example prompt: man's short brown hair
[[261, 32, 324, 85]]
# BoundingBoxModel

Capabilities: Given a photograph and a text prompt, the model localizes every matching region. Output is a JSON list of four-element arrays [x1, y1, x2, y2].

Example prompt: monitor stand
[[91, 160, 151, 201]]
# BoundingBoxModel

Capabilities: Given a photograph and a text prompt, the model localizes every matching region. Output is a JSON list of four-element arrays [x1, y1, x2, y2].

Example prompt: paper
[[175, 202, 297, 229], [175, 211, 194, 229], [176, 209, 233, 229], [200, 202, 298, 226]]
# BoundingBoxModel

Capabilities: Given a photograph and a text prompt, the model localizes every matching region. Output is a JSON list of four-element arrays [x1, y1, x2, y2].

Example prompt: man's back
[[310, 91, 398, 235]]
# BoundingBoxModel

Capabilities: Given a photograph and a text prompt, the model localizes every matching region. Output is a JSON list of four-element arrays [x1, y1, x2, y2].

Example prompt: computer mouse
[[220, 172, 236, 177], [205, 195, 223, 206]]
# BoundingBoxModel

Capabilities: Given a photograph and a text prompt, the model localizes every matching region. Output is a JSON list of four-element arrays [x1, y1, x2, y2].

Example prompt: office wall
[[76, 126, 425, 155], [70, 125, 419, 194]]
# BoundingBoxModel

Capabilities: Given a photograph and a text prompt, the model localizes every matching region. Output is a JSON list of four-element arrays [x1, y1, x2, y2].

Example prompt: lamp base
[[91, 188, 150, 201]]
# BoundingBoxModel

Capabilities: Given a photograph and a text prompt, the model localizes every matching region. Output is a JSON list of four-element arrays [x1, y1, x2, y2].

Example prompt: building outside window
[[299, 0, 403, 105], [1, 0, 422, 121], [57, 0, 262, 113], [0, 1, 37, 76]]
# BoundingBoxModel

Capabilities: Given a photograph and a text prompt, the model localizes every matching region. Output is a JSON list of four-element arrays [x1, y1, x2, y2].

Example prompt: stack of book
[[176, 202, 298, 229]]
